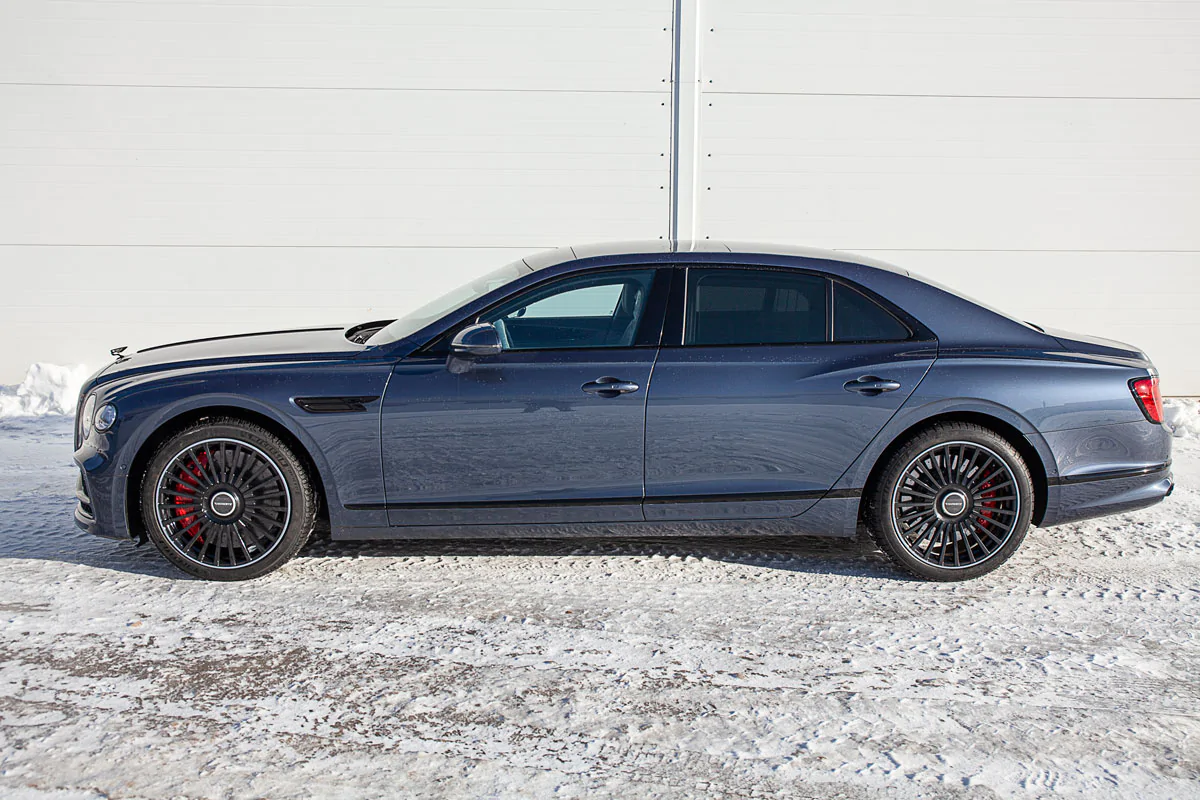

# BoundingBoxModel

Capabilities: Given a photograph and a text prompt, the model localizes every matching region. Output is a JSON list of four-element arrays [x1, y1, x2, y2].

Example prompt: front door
[[381, 267, 664, 526], [644, 267, 936, 520]]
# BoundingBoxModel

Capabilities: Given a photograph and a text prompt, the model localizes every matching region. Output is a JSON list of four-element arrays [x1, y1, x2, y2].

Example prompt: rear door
[[643, 266, 935, 520]]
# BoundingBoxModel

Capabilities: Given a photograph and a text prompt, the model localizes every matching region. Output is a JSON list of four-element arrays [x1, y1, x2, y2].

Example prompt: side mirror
[[450, 323, 502, 357]]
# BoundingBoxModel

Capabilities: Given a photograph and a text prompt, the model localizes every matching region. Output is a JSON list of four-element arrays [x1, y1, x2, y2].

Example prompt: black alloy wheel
[[866, 423, 1034, 581], [141, 419, 316, 580]]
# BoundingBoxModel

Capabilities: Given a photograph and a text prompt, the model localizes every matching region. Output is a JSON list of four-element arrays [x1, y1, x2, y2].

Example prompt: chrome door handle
[[582, 377, 641, 398], [844, 376, 901, 396]]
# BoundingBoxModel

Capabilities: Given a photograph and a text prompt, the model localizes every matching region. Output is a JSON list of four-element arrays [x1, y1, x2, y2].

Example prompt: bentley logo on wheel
[[209, 491, 238, 518], [941, 491, 968, 517]]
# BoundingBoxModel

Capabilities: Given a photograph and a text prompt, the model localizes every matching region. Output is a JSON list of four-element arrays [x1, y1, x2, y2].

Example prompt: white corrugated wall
[[691, 0, 1200, 393], [1, 0, 1197, 392], [0, 0, 674, 380]]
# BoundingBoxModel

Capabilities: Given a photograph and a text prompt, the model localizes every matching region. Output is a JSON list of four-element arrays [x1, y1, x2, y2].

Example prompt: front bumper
[[72, 442, 126, 540], [73, 467, 97, 530]]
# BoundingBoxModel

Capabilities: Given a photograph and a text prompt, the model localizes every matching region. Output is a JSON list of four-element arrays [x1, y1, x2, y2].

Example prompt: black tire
[[864, 422, 1034, 581], [139, 418, 316, 580]]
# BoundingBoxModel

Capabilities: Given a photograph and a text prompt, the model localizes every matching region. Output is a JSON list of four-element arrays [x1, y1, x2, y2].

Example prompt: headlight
[[81, 394, 96, 438], [94, 403, 118, 432]]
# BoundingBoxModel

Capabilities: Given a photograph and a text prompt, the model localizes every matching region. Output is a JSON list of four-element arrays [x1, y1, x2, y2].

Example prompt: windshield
[[367, 260, 530, 345]]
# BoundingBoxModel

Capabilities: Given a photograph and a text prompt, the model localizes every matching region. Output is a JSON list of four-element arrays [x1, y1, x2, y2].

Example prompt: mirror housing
[[450, 323, 502, 357]]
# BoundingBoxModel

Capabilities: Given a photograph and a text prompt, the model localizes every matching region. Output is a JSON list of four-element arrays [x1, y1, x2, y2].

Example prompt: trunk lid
[[1044, 327, 1153, 369]]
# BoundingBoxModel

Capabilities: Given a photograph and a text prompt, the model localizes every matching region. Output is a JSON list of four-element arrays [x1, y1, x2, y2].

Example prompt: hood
[[1044, 327, 1152, 368], [94, 326, 363, 385]]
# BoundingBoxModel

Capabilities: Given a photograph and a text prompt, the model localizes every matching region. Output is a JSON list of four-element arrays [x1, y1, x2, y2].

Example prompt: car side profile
[[72, 241, 1173, 581]]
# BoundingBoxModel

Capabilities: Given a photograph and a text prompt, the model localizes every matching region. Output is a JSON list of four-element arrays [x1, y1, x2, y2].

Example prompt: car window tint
[[481, 269, 655, 350], [686, 269, 827, 346], [833, 283, 910, 342]]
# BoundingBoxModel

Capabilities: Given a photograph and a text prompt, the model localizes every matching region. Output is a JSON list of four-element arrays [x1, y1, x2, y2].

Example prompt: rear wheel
[[140, 418, 316, 580], [865, 423, 1034, 581]]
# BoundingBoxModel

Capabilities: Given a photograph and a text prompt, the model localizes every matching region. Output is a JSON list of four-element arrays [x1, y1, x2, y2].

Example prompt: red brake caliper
[[978, 479, 998, 533], [173, 452, 209, 544]]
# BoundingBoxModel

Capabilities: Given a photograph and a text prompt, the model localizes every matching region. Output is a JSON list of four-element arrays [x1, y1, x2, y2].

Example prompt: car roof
[[521, 240, 910, 276]]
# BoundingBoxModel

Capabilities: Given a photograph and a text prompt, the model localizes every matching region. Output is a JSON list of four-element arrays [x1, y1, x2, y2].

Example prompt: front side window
[[480, 269, 655, 350], [685, 269, 828, 346], [833, 283, 910, 342]]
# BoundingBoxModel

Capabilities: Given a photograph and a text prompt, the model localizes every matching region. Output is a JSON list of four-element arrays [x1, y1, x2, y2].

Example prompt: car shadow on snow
[[295, 530, 913, 581], [0, 514, 910, 582]]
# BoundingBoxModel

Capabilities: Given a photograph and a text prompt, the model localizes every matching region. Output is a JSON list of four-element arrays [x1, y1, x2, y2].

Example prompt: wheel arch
[[858, 410, 1050, 526], [124, 404, 330, 542]]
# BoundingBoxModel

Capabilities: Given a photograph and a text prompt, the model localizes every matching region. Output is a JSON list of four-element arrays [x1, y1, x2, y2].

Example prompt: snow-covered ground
[[1, 412, 1198, 798]]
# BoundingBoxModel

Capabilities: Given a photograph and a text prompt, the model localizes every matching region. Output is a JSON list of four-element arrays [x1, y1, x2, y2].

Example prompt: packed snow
[[1166, 398, 1200, 440], [1, 409, 1198, 796], [0, 364, 89, 419]]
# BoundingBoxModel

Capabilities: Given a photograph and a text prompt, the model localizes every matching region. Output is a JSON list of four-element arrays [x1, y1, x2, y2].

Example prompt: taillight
[[1130, 376, 1163, 424]]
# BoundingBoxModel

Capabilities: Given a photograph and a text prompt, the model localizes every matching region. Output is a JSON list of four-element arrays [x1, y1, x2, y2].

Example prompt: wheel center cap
[[939, 489, 969, 518], [209, 490, 239, 519]]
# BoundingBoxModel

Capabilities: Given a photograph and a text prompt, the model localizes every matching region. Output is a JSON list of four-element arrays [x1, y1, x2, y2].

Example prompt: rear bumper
[[1040, 463, 1173, 527]]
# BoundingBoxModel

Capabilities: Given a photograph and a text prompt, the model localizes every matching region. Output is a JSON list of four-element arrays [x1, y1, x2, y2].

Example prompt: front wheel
[[140, 418, 317, 580], [865, 423, 1034, 581]]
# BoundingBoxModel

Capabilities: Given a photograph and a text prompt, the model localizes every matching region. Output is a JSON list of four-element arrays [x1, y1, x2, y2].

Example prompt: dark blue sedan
[[72, 242, 1173, 581]]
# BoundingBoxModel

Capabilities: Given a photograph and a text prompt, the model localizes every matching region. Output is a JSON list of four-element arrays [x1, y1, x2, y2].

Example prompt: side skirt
[[331, 496, 862, 541]]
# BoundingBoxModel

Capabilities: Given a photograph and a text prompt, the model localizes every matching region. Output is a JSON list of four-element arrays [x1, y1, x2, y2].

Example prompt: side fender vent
[[294, 396, 380, 414]]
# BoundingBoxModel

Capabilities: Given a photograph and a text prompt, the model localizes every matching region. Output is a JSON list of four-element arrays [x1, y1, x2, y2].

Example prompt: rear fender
[[833, 397, 1056, 491]]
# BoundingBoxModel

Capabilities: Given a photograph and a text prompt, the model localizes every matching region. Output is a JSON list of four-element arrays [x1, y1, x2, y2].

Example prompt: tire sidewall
[[140, 420, 314, 581], [870, 424, 1035, 581]]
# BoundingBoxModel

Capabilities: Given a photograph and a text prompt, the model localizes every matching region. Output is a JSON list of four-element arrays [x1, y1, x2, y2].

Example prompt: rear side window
[[833, 283, 910, 342], [685, 269, 827, 346]]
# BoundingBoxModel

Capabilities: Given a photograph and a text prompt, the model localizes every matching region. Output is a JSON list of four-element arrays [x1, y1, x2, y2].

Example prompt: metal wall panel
[[4, 0, 671, 91], [705, 0, 1200, 98], [0, 1, 674, 381], [698, 94, 1200, 251], [0, 85, 670, 247], [696, 0, 1200, 393]]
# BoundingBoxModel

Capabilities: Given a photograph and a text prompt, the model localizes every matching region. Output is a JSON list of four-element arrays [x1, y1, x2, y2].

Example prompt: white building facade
[[2, 0, 1197, 391]]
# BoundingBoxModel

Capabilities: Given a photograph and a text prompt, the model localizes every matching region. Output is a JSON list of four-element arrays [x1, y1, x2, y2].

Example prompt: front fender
[[109, 393, 337, 541], [89, 360, 393, 540]]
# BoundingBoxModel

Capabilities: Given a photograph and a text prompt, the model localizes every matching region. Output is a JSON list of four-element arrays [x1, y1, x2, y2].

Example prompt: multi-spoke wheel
[[866, 423, 1034, 581], [141, 419, 316, 580]]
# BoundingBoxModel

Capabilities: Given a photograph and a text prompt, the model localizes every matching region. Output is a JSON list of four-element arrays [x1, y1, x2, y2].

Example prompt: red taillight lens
[[1131, 376, 1163, 424]]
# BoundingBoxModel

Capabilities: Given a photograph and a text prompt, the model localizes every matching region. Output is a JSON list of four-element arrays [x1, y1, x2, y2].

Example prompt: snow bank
[[0, 363, 91, 418], [1164, 398, 1200, 440]]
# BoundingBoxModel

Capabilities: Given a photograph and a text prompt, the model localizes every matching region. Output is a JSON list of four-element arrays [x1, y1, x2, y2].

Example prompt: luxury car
[[72, 241, 1173, 581]]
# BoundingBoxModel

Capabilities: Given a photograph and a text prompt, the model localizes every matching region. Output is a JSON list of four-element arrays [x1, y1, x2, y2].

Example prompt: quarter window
[[480, 269, 656, 350], [833, 283, 910, 342], [685, 269, 828, 346]]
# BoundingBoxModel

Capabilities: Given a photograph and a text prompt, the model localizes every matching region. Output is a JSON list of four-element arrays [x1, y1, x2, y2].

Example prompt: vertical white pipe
[[670, 0, 701, 246]]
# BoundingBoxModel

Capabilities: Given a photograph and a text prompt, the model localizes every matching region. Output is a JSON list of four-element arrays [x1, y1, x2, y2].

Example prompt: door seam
[[641, 346, 663, 520]]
